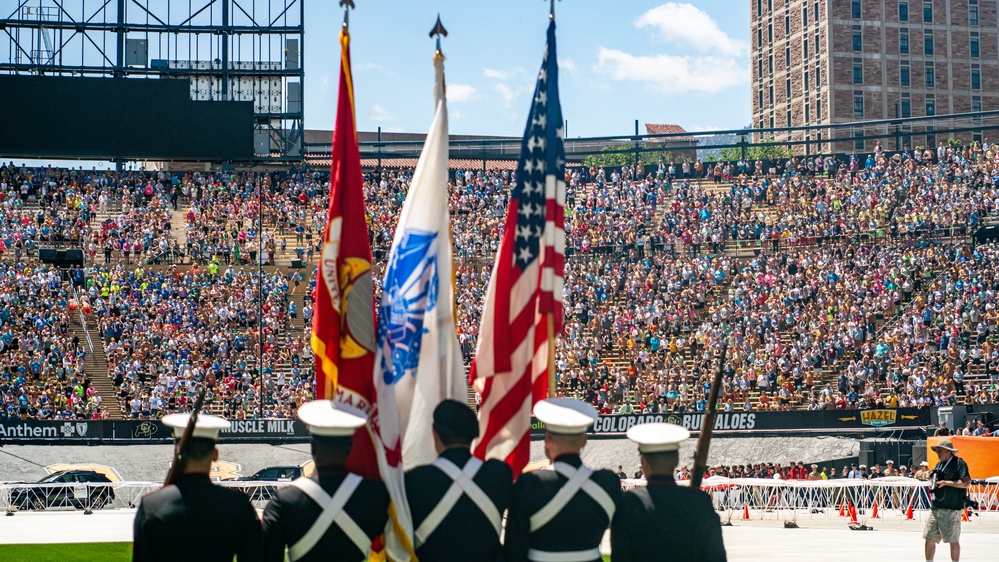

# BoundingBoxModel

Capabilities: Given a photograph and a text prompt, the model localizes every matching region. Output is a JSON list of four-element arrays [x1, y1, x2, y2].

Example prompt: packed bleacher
[[3, 139, 999, 420]]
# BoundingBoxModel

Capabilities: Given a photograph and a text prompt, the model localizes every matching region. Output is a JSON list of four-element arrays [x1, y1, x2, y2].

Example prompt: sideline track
[[1, 509, 996, 560]]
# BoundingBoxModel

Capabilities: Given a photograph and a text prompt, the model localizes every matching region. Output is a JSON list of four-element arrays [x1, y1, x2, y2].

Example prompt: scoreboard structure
[[0, 0, 304, 162]]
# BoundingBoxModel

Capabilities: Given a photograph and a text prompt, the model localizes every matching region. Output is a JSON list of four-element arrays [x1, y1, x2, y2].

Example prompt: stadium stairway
[[69, 319, 124, 419]]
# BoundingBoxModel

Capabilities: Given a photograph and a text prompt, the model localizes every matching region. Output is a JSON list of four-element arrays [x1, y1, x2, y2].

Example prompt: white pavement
[[1, 509, 997, 560]]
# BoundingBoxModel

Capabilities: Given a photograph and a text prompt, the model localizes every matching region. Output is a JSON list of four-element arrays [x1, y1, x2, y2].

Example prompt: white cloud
[[452, 109, 463, 120], [320, 74, 331, 93], [446, 83, 477, 103], [370, 104, 395, 122], [484, 68, 510, 79], [595, 48, 747, 94], [559, 58, 578, 74], [636, 3, 746, 56], [494, 83, 517, 107], [355, 62, 383, 71]]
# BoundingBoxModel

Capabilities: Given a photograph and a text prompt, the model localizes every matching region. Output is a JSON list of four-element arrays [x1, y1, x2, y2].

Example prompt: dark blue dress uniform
[[261, 466, 389, 562], [405, 447, 512, 562], [611, 475, 727, 562], [504, 454, 620, 562], [132, 473, 263, 562]]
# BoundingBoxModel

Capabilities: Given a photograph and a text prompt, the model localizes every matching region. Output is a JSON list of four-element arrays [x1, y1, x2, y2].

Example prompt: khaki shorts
[[923, 508, 962, 544]]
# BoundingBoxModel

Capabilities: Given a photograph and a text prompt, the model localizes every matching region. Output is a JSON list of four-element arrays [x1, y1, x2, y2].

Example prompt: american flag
[[470, 20, 565, 477]]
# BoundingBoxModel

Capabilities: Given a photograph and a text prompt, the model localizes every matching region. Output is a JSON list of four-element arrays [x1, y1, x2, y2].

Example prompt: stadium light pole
[[258, 177, 265, 420]]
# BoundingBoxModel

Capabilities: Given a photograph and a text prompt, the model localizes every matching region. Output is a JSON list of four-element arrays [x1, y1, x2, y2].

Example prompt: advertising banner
[[530, 408, 932, 435]]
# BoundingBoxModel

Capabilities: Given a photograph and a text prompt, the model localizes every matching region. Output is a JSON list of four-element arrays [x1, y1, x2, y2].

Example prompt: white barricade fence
[[621, 477, 999, 524], [0, 481, 288, 512]]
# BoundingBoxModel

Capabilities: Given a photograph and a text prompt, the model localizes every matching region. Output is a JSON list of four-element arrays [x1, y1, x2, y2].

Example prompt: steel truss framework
[[1, 0, 304, 161]]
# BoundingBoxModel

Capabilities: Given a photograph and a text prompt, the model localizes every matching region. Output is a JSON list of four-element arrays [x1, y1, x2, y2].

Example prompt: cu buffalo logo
[[378, 230, 439, 384], [133, 421, 160, 438]]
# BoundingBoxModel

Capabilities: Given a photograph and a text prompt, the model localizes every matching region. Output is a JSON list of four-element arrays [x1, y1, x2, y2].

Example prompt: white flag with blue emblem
[[375, 50, 466, 472]]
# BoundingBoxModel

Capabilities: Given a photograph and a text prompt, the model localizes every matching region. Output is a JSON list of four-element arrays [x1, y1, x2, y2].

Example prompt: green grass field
[[0, 543, 611, 561], [0, 543, 132, 562]]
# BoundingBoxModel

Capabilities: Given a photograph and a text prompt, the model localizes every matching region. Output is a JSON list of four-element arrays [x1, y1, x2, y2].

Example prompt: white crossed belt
[[413, 457, 502, 548], [526, 462, 615, 562], [287, 474, 369, 561]]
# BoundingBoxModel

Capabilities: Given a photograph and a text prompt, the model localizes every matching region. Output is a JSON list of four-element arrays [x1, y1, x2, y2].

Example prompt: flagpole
[[546, 0, 559, 398], [547, 314, 556, 397]]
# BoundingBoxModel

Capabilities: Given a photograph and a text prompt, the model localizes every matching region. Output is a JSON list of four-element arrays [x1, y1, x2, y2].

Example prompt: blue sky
[[308, 1, 751, 137]]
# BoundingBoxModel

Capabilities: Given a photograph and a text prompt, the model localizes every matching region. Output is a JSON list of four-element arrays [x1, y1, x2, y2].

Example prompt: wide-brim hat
[[931, 439, 958, 452]]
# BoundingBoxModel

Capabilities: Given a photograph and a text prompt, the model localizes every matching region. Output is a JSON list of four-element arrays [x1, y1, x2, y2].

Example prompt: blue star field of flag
[[511, 21, 564, 271]]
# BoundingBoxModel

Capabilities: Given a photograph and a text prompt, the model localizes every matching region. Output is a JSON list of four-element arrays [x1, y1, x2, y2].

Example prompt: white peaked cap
[[534, 399, 597, 435], [162, 413, 230, 441], [626, 422, 691, 453], [298, 400, 368, 437]]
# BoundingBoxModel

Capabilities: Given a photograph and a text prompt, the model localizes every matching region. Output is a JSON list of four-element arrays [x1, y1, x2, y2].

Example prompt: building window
[[816, 33, 821, 53], [758, 58, 764, 78], [769, 24, 773, 42], [758, 0, 763, 15], [787, 110, 792, 128], [973, 97, 982, 123], [900, 63, 910, 86], [852, 0, 862, 19], [854, 93, 864, 117], [926, 98, 935, 116], [971, 33, 980, 58], [970, 3, 979, 26], [900, 29, 909, 54], [923, 1, 932, 23], [899, 2, 909, 21], [972, 65, 981, 90], [803, 7, 808, 27], [786, 48, 791, 66], [769, 84, 774, 103], [759, 90, 764, 108], [853, 59, 863, 84], [815, 67, 820, 87], [804, 40, 809, 58], [804, 70, 809, 89], [855, 130, 865, 150], [924, 30, 933, 55], [816, 99, 821, 119], [769, 54, 774, 74], [786, 79, 792, 98], [926, 127, 936, 148], [770, 116, 775, 129], [925, 63, 935, 87], [853, 27, 863, 51], [805, 103, 810, 123], [901, 98, 911, 118], [757, 28, 763, 48]]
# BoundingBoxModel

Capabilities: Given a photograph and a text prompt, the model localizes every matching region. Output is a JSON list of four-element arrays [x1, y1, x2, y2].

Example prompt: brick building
[[751, 0, 998, 153]]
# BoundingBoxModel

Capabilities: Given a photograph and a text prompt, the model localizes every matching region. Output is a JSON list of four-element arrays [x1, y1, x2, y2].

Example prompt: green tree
[[710, 139, 795, 162]]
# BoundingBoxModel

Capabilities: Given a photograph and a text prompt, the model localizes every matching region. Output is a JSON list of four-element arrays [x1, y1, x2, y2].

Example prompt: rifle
[[165, 387, 207, 486], [690, 338, 729, 490]]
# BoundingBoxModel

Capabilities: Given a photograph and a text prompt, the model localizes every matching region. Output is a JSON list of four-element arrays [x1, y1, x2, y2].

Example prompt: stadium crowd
[[2, 139, 999, 420]]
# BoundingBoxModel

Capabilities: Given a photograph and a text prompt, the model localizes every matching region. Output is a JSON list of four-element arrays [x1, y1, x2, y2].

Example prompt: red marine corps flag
[[311, 21, 380, 479], [470, 18, 566, 477]]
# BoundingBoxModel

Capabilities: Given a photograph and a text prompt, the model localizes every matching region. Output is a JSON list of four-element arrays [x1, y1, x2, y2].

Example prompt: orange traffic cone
[[962, 508, 970, 522], [838, 501, 845, 517], [906, 504, 914, 520], [848, 503, 859, 524], [871, 503, 880, 519], [743, 505, 751, 520]]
